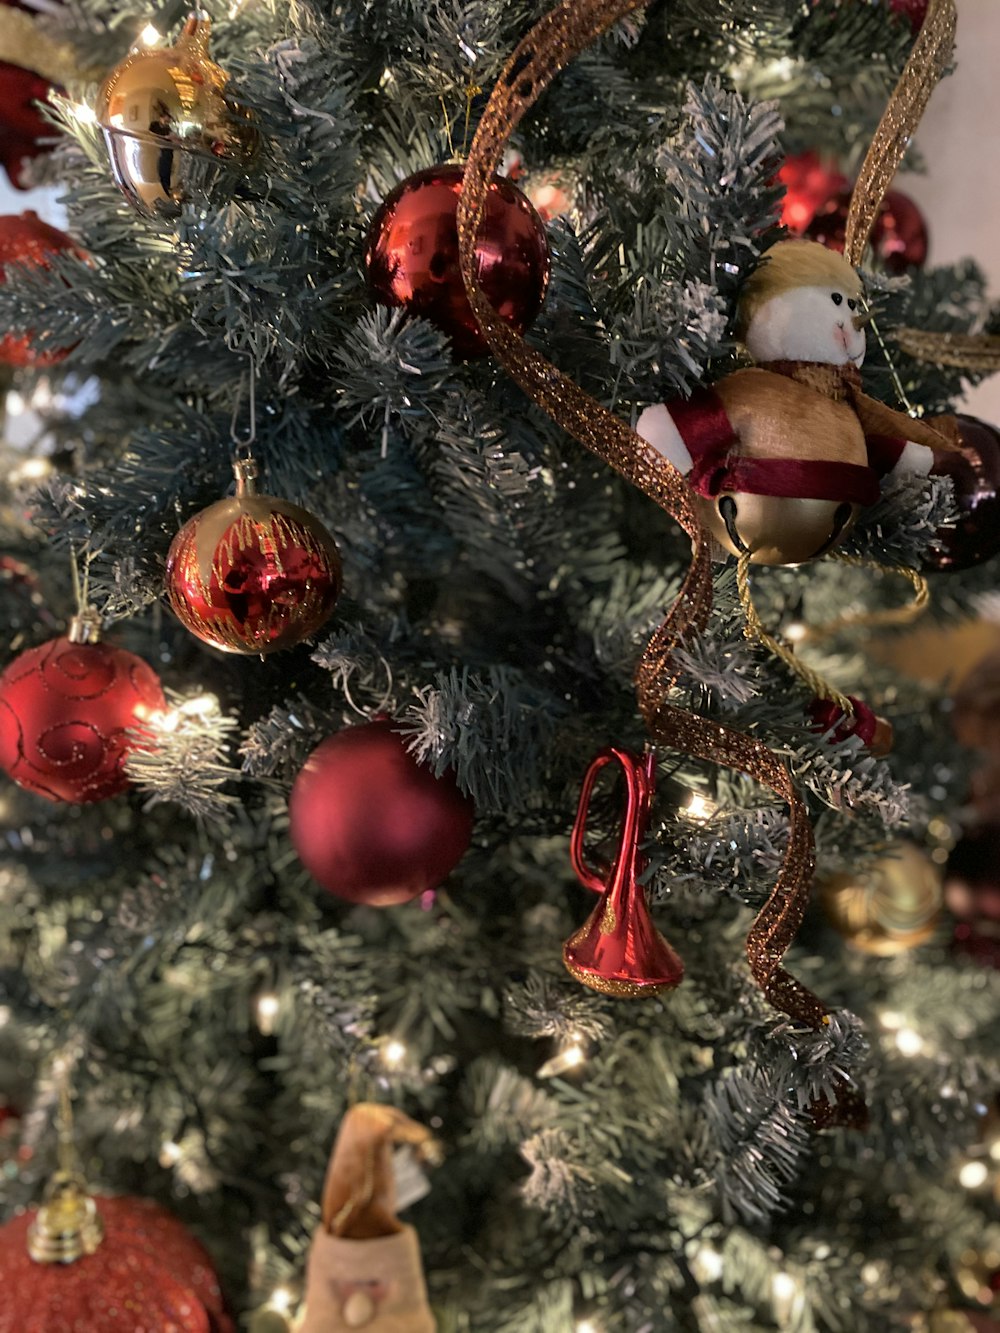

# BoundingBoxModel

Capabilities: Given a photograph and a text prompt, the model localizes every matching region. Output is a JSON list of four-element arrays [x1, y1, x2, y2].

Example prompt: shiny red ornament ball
[[0, 211, 77, 366], [889, 0, 928, 33], [924, 415, 1000, 572], [778, 150, 847, 234], [289, 720, 475, 906], [165, 470, 342, 655], [364, 163, 551, 359], [803, 187, 928, 274], [0, 632, 165, 803], [0, 1195, 233, 1333]]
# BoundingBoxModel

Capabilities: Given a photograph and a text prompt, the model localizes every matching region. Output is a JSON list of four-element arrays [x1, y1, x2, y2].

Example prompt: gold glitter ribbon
[[843, 0, 957, 267], [0, 5, 89, 86], [894, 328, 1000, 373], [456, 0, 828, 1028]]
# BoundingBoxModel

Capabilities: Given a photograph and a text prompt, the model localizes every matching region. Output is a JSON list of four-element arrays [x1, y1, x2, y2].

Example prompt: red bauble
[[288, 720, 475, 906], [0, 1194, 232, 1333], [0, 629, 165, 803], [923, 415, 1000, 572], [808, 694, 893, 756], [0, 211, 77, 366], [165, 464, 342, 655], [945, 824, 1000, 969], [364, 163, 551, 359], [889, 0, 928, 33], [803, 187, 928, 274], [779, 150, 847, 234]]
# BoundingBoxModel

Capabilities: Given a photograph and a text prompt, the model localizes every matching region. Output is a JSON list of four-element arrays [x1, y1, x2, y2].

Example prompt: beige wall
[[906, 0, 1000, 423]]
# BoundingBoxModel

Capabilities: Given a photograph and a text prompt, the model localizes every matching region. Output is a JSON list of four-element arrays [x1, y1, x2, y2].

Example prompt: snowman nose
[[852, 308, 871, 331]]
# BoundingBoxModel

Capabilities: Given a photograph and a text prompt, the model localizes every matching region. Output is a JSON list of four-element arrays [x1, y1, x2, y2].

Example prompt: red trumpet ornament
[[563, 747, 683, 998]]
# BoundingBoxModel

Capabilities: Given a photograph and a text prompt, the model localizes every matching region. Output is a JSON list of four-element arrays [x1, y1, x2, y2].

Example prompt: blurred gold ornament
[[95, 11, 258, 219], [821, 842, 943, 956], [26, 1170, 104, 1264], [895, 329, 1000, 374]]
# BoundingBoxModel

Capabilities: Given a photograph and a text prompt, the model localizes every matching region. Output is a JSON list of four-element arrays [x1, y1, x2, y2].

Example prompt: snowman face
[[744, 284, 867, 368]]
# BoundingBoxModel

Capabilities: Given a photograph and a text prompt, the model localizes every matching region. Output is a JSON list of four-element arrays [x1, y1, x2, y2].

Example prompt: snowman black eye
[[831, 292, 844, 306], [847, 298, 857, 311]]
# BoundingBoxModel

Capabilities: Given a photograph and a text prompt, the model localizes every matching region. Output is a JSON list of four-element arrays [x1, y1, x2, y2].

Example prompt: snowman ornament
[[637, 238, 952, 566]]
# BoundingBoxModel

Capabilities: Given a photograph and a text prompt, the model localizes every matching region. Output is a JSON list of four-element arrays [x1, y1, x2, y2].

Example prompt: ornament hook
[[27, 1055, 105, 1264]]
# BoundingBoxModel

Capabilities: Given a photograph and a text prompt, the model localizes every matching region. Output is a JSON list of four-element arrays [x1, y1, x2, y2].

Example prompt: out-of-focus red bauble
[[0, 1194, 233, 1333], [889, 0, 928, 33], [0, 211, 77, 366], [808, 694, 894, 756], [364, 163, 551, 359], [779, 150, 847, 234], [945, 824, 1000, 969], [0, 629, 165, 803], [0, 62, 54, 188], [289, 720, 475, 906], [803, 187, 928, 274], [165, 464, 342, 655], [923, 415, 1000, 572]]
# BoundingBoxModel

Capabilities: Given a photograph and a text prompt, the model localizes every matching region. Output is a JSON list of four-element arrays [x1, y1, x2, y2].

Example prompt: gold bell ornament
[[95, 10, 259, 219]]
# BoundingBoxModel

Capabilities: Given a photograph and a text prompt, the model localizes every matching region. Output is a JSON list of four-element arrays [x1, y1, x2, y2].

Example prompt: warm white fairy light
[[139, 23, 161, 45], [159, 1139, 182, 1166], [575, 1321, 599, 1333], [691, 1243, 724, 1283], [771, 1269, 800, 1324], [894, 1028, 924, 1058], [537, 1035, 588, 1079], [152, 693, 220, 734], [383, 1039, 408, 1069], [269, 1288, 293, 1315], [72, 102, 97, 125], [9, 457, 52, 485], [255, 992, 280, 1034], [684, 792, 716, 823], [959, 1160, 989, 1190], [783, 621, 808, 644], [879, 1010, 905, 1031]]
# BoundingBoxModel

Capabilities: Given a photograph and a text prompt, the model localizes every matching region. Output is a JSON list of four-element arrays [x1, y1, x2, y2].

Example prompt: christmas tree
[[1, 0, 1000, 1329]]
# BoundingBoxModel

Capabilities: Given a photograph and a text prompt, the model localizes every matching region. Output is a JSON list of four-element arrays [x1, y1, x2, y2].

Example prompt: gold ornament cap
[[95, 11, 259, 218], [67, 609, 103, 644], [26, 1170, 105, 1265]]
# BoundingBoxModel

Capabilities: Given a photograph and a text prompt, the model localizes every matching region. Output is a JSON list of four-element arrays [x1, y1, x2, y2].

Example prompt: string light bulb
[[684, 792, 716, 823], [538, 1034, 589, 1079], [894, 1027, 924, 1058], [959, 1160, 989, 1190], [139, 23, 161, 45], [254, 992, 280, 1035], [382, 1039, 408, 1069], [269, 1287, 293, 1315], [159, 1140, 182, 1167]]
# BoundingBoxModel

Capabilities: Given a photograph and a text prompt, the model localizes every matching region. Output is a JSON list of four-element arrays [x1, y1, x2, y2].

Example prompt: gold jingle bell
[[693, 491, 858, 567], [821, 842, 943, 956], [95, 11, 258, 219]]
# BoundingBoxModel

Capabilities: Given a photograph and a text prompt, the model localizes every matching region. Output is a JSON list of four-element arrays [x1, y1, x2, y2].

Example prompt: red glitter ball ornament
[[778, 150, 847, 234], [0, 617, 166, 803], [165, 460, 342, 655], [0, 1192, 233, 1333], [289, 719, 475, 906], [924, 415, 1000, 572], [0, 211, 78, 366], [364, 163, 551, 359], [803, 186, 928, 274]]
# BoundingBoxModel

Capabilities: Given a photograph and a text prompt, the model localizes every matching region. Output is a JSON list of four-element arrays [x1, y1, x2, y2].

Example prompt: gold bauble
[[95, 12, 258, 218], [693, 491, 859, 566], [820, 842, 943, 956]]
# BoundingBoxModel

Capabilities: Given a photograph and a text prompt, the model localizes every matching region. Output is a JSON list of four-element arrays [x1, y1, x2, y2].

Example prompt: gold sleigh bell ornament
[[95, 10, 259, 219], [820, 841, 944, 956]]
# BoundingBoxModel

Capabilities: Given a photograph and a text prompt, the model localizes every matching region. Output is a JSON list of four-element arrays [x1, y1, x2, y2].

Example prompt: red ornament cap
[[0, 623, 166, 803], [563, 748, 684, 997], [289, 719, 474, 906], [165, 461, 343, 655], [0, 211, 78, 365], [364, 163, 551, 359]]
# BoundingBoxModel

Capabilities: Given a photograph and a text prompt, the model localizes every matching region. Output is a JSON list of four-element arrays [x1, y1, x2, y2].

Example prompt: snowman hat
[[735, 239, 865, 341]]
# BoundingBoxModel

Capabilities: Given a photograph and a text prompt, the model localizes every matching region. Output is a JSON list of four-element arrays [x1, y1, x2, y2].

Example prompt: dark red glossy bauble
[[889, 0, 928, 33], [0, 62, 54, 188], [165, 471, 342, 655], [803, 187, 928, 274], [0, 632, 165, 803], [945, 824, 1000, 969], [364, 163, 551, 359], [808, 694, 894, 756], [924, 415, 1000, 572], [0, 1195, 233, 1333], [289, 720, 475, 906], [0, 211, 77, 365], [779, 150, 847, 234]]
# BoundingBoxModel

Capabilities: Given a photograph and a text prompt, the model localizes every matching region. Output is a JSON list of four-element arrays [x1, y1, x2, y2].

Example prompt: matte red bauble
[[0, 211, 77, 365], [0, 619, 165, 803], [803, 187, 928, 274], [165, 460, 342, 655], [778, 150, 847, 234], [0, 1188, 233, 1333], [289, 720, 475, 906], [923, 415, 1000, 572], [364, 163, 551, 358]]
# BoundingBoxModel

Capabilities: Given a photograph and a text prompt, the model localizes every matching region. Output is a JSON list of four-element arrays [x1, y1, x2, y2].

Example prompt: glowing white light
[[879, 1010, 904, 1031], [72, 102, 97, 125], [6, 391, 25, 415], [0, 1006, 10, 1030], [537, 1038, 587, 1079], [959, 1160, 989, 1190], [139, 23, 161, 45], [383, 1039, 407, 1069], [255, 992, 280, 1034], [10, 457, 52, 485], [989, 1139, 1000, 1163], [159, 1140, 182, 1166], [269, 1287, 293, 1315], [894, 1028, 923, 1058], [784, 621, 808, 644], [180, 693, 218, 718], [691, 1244, 724, 1283], [772, 1272, 797, 1302], [575, 1322, 599, 1333], [684, 792, 716, 823]]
